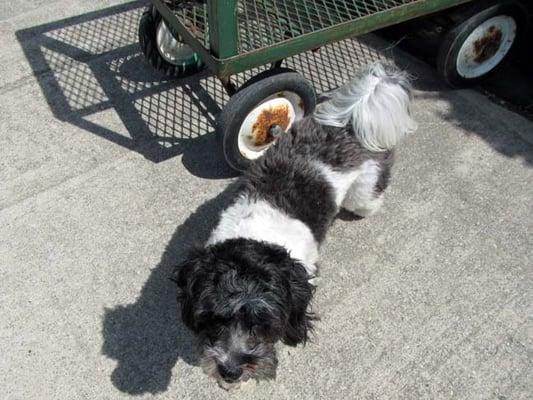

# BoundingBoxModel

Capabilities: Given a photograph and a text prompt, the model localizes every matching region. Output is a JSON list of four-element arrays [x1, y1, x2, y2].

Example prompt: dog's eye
[[252, 324, 270, 338], [247, 331, 260, 349], [250, 326, 262, 340], [205, 325, 225, 341]]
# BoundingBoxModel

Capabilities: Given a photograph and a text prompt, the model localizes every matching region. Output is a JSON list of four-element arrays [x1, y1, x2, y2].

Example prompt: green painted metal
[[151, 0, 475, 78], [151, 0, 217, 71], [217, 0, 474, 75], [207, 0, 239, 59]]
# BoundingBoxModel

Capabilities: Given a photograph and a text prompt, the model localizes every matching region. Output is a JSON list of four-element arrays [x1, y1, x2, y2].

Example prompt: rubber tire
[[218, 71, 316, 172], [138, 5, 203, 78], [236, 67, 295, 93], [436, 0, 526, 87]]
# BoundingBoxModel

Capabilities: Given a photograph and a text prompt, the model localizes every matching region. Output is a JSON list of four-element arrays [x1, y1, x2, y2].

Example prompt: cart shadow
[[433, 92, 533, 167], [14, 1, 395, 182], [101, 182, 239, 394], [397, 56, 533, 167], [15, 0, 237, 180], [15, 0, 532, 182]]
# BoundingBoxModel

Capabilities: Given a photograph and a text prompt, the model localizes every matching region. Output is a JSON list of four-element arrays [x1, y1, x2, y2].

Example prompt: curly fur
[[172, 239, 314, 383], [314, 62, 417, 151]]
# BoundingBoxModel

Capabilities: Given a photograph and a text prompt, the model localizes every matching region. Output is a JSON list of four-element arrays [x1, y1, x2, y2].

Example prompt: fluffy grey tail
[[313, 62, 417, 152]]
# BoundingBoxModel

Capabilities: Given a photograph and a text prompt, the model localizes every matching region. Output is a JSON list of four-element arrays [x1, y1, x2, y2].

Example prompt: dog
[[171, 62, 417, 389]]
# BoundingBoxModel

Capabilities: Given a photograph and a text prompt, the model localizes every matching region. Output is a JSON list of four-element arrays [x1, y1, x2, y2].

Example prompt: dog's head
[[172, 238, 314, 387]]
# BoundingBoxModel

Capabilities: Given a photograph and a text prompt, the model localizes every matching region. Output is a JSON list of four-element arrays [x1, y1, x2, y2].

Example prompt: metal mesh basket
[[236, 0, 414, 51], [167, 0, 418, 53], [156, 0, 472, 76]]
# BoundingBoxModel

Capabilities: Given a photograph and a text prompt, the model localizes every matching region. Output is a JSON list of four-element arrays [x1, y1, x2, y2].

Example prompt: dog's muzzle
[[217, 364, 243, 382]]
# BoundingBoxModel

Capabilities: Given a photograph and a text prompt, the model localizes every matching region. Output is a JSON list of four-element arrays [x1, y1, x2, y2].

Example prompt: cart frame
[[152, 0, 473, 81]]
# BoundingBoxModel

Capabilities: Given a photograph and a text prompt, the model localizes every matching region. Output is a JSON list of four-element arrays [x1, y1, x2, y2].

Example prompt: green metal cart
[[138, 0, 523, 170]]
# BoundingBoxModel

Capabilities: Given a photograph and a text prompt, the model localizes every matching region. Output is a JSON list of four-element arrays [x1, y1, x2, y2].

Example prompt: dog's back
[[241, 62, 416, 241]]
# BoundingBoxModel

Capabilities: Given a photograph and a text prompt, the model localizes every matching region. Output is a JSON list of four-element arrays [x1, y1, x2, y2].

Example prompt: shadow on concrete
[[101, 182, 238, 394], [436, 92, 533, 167], [404, 60, 533, 167], [14, 1, 395, 180], [15, 0, 236, 179], [379, 25, 533, 168]]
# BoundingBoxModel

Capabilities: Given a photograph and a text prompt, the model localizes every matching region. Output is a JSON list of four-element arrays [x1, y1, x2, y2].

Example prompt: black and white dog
[[172, 62, 416, 389]]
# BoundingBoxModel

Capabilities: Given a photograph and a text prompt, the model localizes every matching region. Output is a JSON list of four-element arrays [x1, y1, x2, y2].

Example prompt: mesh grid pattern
[[168, 1, 209, 45], [167, 0, 418, 53], [45, 8, 142, 55], [19, 1, 395, 170], [237, 0, 413, 51]]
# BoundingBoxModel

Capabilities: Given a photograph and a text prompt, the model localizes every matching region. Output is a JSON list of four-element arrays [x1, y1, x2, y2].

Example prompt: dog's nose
[[217, 364, 243, 382]]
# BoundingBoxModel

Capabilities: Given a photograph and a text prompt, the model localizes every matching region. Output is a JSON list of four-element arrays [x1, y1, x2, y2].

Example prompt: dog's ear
[[170, 247, 212, 332], [169, 266, 180, 284], [281, 262, 315, 346]]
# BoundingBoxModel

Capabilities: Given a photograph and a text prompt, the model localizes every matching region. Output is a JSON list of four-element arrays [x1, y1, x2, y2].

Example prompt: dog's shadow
[[101, 183, 238, 394]]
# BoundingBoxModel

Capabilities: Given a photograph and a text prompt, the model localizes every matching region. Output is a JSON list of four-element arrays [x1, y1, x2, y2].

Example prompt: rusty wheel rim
[[237, 92, 305, 160], [456, 15, 516, 79]]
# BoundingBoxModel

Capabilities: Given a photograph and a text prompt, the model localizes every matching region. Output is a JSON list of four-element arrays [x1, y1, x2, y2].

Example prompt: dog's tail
[[313, 62, 417, 152]]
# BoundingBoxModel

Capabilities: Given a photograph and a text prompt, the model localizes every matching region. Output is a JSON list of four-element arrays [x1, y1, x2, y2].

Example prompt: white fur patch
[[208, 195, 319, 278], [311, 161, 361, 206], [342, 160, 383, 216], [314, 160, 384, 217], [313, 62, 417, 152]]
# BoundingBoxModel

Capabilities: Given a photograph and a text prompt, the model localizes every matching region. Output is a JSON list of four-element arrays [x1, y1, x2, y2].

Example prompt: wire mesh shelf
[[236, 0, 416, 51], [166, 0, 209, 46], [165, 0, 420, 53]]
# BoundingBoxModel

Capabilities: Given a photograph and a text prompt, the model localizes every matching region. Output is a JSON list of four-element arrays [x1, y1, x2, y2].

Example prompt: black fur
[[172, 238, 315, 384], [173, 238, 314, 345], [241, 117, 392, 242], [241, 151, 335, 243], [374, 151, 394, 194]]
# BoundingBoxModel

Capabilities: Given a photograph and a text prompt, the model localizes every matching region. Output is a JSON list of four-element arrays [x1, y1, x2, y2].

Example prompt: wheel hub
[[251, 103, 291, 147], [156, 21, 196, 65], [473, 25, 502, 63], [456, 15, 516, 79], [238, 94, 304, 160]]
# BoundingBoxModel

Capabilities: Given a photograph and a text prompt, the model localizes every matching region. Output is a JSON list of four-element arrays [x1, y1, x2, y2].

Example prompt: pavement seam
[[0, 147, 144, 216]]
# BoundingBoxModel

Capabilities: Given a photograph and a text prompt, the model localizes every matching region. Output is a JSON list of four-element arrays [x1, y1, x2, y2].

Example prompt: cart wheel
[[218, 69, 316, 172], [139, 5, 203, 78], [436, 0, 525, 87]]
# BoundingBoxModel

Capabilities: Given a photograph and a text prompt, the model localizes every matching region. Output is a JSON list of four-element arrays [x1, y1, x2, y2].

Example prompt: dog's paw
[[217, 380, 241, 391], [217, 378, 256, 391], [336, 208, 365, 221]]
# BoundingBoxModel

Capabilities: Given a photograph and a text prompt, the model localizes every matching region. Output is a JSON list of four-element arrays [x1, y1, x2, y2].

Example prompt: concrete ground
[[1, 1, 532, 399]]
